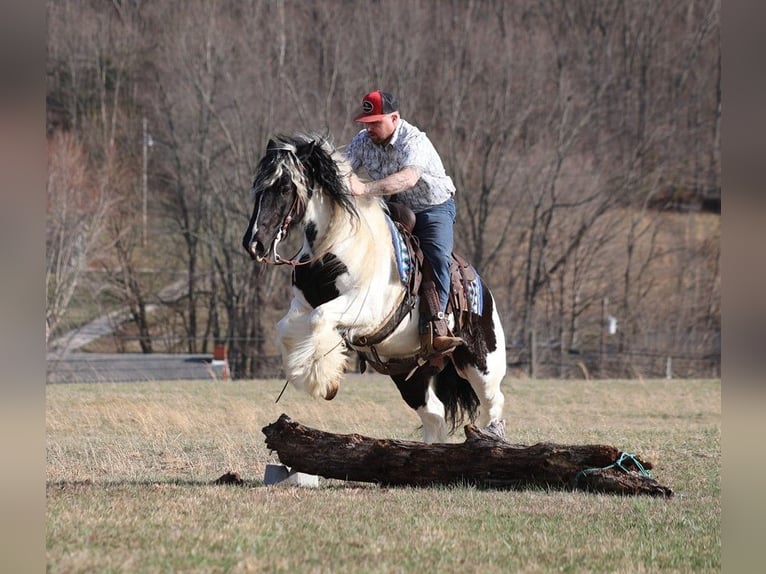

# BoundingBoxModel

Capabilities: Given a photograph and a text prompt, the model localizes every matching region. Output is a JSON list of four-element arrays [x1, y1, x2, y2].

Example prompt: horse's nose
[[246, 242, 264, 261], [242, 232, 258, 260], [244, 236, 268, 262]]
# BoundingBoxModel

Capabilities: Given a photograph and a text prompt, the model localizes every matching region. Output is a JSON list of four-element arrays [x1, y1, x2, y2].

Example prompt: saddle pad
[[464, 270, 483, 315], [385, 216, 412, 284]]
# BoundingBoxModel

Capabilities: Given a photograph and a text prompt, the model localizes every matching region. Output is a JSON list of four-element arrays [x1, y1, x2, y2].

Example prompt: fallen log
[[262, 414, 673, 497]]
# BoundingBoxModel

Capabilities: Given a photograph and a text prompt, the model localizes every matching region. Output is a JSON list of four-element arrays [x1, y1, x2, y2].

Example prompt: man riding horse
[[242, 130, 507, 442], [345, 90, 463, 355]]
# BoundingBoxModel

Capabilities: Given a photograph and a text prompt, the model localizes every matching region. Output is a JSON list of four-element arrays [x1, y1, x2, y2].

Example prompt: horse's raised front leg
[[277, 296, 354, 401]]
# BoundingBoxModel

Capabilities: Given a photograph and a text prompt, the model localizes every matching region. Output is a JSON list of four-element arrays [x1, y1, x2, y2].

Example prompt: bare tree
[[96, 146, 156, 353], [141, 0, 242, 353], [45, 133, 112, 337], [47, 0, 153, 349]]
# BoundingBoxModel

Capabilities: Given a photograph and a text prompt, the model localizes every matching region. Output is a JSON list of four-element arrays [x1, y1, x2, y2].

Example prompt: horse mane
[[267, 133, 361, 226]]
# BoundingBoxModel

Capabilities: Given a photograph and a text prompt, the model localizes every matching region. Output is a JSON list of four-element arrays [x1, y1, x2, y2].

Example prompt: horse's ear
[[297, 140, 317, 163], [297, 140, 319, 183]]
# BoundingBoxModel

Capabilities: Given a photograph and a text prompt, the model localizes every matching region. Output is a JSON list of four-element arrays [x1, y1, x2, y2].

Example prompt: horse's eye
[[278, 174, 295, 194]]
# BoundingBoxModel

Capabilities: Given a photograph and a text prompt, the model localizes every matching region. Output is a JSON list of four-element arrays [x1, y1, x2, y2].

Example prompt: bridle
[[255, 160, 327, 268], [258, 191, 301, 266]]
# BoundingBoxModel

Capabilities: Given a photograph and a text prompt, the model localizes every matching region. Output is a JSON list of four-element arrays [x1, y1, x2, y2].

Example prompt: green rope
[[574, 452, 652, 486]]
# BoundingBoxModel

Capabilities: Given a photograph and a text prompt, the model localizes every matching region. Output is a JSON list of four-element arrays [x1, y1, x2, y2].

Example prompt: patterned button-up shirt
[[344, 119, 456, 213]]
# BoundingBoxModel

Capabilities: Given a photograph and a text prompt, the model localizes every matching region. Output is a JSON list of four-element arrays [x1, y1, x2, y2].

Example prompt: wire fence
[[47, 342, 720, 384], [516, 348, 721, 380]]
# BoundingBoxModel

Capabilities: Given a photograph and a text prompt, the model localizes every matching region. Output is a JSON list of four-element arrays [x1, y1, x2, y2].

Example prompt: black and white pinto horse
[[242, 134, 506, 443]]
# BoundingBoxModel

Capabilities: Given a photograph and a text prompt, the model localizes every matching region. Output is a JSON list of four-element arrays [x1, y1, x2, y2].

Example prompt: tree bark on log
[[262, 414, 673, 497]]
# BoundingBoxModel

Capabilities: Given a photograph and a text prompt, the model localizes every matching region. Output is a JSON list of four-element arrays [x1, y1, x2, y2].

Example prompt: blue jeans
[[414, 198, 455, 312]]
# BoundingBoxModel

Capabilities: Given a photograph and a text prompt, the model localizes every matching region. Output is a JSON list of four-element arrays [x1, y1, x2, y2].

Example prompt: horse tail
[[434, 360, 480, 435]]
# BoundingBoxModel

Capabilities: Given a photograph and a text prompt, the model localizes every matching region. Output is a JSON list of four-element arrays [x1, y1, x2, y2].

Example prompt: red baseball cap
[[354, 90, 399, 122]]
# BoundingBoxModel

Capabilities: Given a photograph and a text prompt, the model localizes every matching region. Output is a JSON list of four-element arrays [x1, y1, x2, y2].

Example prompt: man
[[345, 90, 463, 354]]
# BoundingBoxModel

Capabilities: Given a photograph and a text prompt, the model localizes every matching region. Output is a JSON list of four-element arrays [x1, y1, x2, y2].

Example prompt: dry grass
[[47, 376, 720, 573]]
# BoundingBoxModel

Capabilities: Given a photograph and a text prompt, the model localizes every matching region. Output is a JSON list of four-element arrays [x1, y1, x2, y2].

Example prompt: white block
[[263, 464, 319, 487], [282, 471, 319, 487]]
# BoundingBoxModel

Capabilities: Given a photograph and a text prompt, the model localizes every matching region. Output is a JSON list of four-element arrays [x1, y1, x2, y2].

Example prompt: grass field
[[46, 375, 720, 573]]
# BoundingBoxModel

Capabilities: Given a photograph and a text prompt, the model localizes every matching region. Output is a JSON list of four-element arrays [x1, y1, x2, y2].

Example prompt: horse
[[242, 134, 506, 443]]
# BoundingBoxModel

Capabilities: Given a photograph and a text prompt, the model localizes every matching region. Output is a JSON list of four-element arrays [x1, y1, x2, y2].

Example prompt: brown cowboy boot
[[420, 280, 463, 354], [431, 314, 463, 353]]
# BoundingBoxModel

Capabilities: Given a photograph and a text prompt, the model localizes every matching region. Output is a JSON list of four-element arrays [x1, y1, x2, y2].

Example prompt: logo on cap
[[354, 90, 399, 123]]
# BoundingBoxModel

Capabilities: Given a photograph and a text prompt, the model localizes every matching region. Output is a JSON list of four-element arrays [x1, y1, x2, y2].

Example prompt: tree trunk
[[262, 414, 673, 497]]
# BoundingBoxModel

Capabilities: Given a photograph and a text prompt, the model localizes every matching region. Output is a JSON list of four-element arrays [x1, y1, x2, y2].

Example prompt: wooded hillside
[[46, 0, 720, 379]]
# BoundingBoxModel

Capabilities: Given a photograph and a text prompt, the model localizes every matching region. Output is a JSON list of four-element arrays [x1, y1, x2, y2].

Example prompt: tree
[[97, 145, 156, 354], [46, 133, 112, 337], [47, 0, 152, 350]]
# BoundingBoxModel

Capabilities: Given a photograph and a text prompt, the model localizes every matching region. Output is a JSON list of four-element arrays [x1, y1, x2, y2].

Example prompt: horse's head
[[242, 137, 310, 262], [242, 134, 356, 263]]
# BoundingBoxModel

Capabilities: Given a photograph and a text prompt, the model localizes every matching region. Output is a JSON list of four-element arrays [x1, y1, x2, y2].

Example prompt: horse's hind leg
[[455, 360, 505, 432], [452, 297, 507, 436], [392, 368, 448, 444]]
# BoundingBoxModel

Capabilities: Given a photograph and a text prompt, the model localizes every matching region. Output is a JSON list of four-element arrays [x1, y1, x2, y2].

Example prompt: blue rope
[[574, 452, 652, 486]]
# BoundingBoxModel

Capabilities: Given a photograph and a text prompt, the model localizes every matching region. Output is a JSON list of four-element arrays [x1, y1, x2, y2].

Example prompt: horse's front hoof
[[323, 381, 339, 401]]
